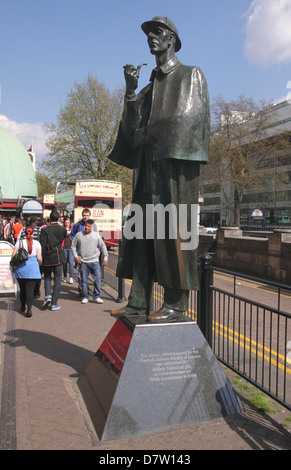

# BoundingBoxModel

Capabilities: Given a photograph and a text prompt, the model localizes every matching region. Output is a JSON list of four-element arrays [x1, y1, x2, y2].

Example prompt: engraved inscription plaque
[[77, 318, 243, 441]]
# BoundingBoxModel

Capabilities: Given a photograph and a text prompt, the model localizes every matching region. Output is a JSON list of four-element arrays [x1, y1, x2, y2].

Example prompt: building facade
[[200, 98, 291, 229], [0, 127, 38, 216]]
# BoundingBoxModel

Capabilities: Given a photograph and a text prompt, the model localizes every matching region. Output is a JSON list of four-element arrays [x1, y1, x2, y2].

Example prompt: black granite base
[[77, 317, 244, 441]]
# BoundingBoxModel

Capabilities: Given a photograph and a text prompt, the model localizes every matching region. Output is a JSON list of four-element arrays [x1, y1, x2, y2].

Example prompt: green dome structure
[[0, 126, 38, 201]]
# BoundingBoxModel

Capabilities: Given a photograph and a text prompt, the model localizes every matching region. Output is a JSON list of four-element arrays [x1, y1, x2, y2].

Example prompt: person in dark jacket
[[40, 210, 66, 310]]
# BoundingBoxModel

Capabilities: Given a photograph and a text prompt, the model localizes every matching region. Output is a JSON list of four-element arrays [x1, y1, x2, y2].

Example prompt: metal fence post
[[100, 238, 105, 285], [116, 239, 126, 303], [197, 253, 213, 347]]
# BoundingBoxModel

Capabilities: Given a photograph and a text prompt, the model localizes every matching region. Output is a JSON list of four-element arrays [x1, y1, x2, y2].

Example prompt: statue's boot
[[111, 305, 147, 318], [148, 288, 189, 323], [148, 305, 186, 323]]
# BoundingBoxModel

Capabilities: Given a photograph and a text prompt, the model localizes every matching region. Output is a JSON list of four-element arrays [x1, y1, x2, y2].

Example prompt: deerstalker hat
[[141, 16, 182, 52]]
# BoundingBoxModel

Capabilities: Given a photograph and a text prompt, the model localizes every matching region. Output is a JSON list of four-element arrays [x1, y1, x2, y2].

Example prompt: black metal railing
[[105, 247, 291, 410], [210, 265, 291, 411], [103, 241, 126, 302]]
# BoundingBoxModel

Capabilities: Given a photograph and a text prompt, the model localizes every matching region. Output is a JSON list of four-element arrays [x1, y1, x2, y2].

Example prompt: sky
[[0, 0, 291, 165]]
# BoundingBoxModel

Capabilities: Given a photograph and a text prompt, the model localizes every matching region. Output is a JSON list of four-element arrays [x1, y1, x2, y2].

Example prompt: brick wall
[[198, 227, 291, 285]]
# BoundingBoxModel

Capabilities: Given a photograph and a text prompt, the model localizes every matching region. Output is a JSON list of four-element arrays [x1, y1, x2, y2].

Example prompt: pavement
[[0, 276, 291, 451]]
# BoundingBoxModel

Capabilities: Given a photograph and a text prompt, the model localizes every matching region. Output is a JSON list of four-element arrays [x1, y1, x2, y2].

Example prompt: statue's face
[[147, 25, 173, 55]]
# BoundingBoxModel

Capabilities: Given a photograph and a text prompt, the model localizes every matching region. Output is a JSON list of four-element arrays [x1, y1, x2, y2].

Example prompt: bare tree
[[201, 95, 290, 227]]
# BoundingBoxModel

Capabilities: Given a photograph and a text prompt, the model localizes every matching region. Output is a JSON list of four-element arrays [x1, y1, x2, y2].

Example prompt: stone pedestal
[[77, 316, 243, 441]]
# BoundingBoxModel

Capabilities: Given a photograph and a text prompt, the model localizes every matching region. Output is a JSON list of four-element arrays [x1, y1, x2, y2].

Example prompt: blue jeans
[[80, 262, 101, 299], [63, 249, 74, 278], [43, 264, 63, 305], [78, 263, 82, 289]]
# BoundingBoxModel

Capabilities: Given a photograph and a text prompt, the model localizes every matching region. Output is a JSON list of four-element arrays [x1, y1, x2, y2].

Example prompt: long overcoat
[[109, 57, 210, 290]]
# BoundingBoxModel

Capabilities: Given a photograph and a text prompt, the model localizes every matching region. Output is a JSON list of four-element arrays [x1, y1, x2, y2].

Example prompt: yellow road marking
[[214, 273, 291, 300], [213, 321, 291, 374]]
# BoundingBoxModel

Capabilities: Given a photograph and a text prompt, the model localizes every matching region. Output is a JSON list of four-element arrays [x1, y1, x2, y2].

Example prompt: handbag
[[10, 240, 28, 267]]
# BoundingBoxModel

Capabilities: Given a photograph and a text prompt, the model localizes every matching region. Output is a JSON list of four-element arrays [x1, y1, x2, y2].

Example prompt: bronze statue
[[109, 17, 210, 323]]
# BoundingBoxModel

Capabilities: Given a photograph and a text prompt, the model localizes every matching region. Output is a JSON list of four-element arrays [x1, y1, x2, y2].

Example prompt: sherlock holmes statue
[[109, 17, 210, 323]]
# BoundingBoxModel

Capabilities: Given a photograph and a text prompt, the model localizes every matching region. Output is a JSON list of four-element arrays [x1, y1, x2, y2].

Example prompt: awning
[[22, 200, 43, 214]]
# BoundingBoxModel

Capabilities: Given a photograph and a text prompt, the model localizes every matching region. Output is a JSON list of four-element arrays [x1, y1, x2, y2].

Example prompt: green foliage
[[36, 172, 55, 197], [248, 392, 278, 413], [41, 74, 132, 204], [229, 371, 278, 413]]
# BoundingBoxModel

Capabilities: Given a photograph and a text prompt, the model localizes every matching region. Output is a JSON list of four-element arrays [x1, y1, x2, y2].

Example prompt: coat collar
[[150, 56, 181, 81]]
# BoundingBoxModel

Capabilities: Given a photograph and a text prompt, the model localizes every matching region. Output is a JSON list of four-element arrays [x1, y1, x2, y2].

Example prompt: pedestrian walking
[[62, 217, 74, 283], [12, 226, 42, 317], [18, 216, 43, 298], [4, 217, 14, 244], [40, 210, 66, 311], [12, 217, 23, 243], [71, 219, 108, 304], [70, 208, 98, 297], [18, 216, 42, 241]]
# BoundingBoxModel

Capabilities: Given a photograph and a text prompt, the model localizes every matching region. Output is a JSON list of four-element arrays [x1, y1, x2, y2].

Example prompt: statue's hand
[[123, 64, 139, 94], [123, 63, 147, 95]]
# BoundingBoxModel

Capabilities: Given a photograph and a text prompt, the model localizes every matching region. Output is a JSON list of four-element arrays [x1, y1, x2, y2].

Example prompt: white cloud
[[0, 115, 48, 165], [244, 0, 291, 68]]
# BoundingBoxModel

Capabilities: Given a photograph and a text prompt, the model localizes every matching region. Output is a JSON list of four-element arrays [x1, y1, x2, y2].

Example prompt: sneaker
[[50, 305, 60, 311], [69, 278, 74, 284], [41, 298, 52, 310], [63, 277, 68, 282], [95, 298, 104, 304], [81, 298, 89, 304]]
